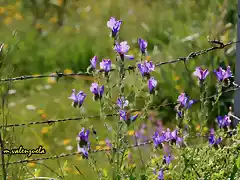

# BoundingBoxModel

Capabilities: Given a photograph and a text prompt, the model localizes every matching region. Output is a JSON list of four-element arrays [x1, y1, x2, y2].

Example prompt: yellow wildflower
[[64, 69, 73, 74], [63, 139, 71, 145], [98, 141, 105, 145], [41, 113, 47, 119], [146, 56, 151, 61], [95, 146, 102, 150], [4, 17, 12, 25], [41, 127, 49, 134], [128, 130, 135, 136], [0, 7, 5, 14], [15, 13, 23, 20], [27, 162, 36, 168], [195, 124, 200, 131]]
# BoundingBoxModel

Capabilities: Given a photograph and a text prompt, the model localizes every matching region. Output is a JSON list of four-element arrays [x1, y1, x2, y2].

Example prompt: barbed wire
[[0, 40, 237, 82], [1, 126, 239, 166], [0, 81, 239, 129], [0, 82, 240, 129]]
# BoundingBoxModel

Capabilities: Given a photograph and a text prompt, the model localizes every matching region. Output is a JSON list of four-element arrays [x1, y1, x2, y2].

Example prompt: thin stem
[[0, 132, 6, 180]]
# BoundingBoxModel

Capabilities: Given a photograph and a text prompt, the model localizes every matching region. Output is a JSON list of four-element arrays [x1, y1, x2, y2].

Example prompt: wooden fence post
[[234, 0, 240, 127]]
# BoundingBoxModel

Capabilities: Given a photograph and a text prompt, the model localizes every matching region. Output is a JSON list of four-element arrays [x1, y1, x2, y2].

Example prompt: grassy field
[[0, 0, 238, 179]]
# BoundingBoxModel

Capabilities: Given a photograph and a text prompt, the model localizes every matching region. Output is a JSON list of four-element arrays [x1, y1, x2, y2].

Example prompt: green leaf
[[236, 156, 240, 169]]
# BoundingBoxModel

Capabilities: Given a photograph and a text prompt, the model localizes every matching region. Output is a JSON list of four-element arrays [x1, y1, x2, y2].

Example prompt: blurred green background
[[0, 0, 238, 179]]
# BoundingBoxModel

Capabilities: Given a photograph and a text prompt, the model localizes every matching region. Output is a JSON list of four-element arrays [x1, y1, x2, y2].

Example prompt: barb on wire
[[0, 140, 153, 165], [0, 40, 238, 83], [155, 40, 238, 67], [1, 82, 239, 129]]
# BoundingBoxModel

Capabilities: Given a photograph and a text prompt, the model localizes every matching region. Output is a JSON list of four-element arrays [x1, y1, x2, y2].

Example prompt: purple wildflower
[[213, 66, 232, 82], [107, 17, 122, 38], [100, 59, 111, 73], [114, 41, 134, 60], [209, 128, 222, 146], [158, 169, 164, 180], [90, 83, 104, 100], [105, 138, 112, 148], [193, 67, 209, 81], [78, 128, 90, 145], [77, 128, 90, 159], [158, 129, 183, 146], [90, 56, 98, 69], [163, 154, 172, 165], [217, 115, 231, 129], [68, 89, 86, 108], [119, 110, 138, 124], [77, 146, 89, 159], [177, 93, 195, 109], [138, 38, 148, 54], [152, 131, 165, 148], [148, 77, 157, 93], [138, 61, 155, 78], [117, 96, 129, 109]]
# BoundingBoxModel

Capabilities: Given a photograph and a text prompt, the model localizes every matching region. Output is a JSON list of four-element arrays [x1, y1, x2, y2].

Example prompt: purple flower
[[213, 66, 232, 82], [105, 138, 112, 147], [90, 56, 98, 69], [209, 128, 222, 146], [177, 93, 195, 109], [117, 96, 129, 109], [164, 128, 178, 142], [152, 131, 165, 148], [68, 89, 86, 108], [114, 41, 134, 60], [148, 77, 157, 93], [163, 154, 172, 165], [90, 83, 104, 100], [100, 59, 111, 72], [217, 115, 231, 128], [77, 145, 89, 159], [138, 61, 155, 78], [119, 110, 138, 123], [193, 67, 209, 81], [107, 17, 122, 38], [157, 129, 183, 146], [158, 169, 164, 180], [138, 38, 148, 54], [78, 128, 90, 145], [77, 128, 90, 159]]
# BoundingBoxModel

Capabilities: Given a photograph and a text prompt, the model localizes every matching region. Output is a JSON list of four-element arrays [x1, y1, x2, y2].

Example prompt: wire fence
[[0, 39, 239, 166], [0, 40, 237, 83]]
